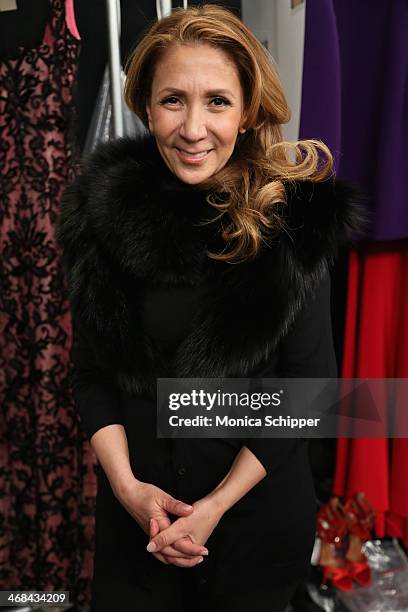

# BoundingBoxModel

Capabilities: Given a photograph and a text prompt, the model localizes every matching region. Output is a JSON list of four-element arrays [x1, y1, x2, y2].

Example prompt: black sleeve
[[70, 323, 125, 441], [245, 268, 338, 473], [278, 268, 338, 378]]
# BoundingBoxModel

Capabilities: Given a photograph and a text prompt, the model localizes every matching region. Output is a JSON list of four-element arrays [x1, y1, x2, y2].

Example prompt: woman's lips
[[175, 147, 213, 164]]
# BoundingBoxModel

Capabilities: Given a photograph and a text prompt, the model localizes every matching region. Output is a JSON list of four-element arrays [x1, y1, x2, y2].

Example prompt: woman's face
[[145, 42, 247, 185]]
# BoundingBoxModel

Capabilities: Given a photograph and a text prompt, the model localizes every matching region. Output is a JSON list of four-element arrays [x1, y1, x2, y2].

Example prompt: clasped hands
[[119, 480, 224, 568]]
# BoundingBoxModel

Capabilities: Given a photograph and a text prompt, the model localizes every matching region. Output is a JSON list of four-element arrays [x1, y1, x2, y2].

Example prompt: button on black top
[[177, 467, 186, 476]]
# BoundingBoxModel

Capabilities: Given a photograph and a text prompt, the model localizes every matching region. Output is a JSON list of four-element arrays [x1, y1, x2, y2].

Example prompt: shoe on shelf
[[343, 492, 376, 587], [316, 497, 353, 592]]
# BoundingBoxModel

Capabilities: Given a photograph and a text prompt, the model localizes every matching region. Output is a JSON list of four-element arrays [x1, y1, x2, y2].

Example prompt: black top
[[138, 280, 209, 352], [69, 264, 338, 598], [70, 267, 337, 473], [66, 191, 339, 600]]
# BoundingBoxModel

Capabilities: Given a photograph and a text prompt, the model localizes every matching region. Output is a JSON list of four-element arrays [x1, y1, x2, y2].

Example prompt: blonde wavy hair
[[124, 4, 334, 263]]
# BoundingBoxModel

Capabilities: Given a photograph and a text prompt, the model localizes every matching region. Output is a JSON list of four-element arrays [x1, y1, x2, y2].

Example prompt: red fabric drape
[[333, 241, 408, 545]]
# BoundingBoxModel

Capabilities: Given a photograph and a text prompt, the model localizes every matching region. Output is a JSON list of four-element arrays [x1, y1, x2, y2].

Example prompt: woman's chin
[[172, 164, 215, 185]]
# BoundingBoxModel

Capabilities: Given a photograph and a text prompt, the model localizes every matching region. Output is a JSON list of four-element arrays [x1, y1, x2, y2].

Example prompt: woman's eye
[[159, 96, 230, 107], [211, 97, 230, 107], [161, 96, 180, 105]]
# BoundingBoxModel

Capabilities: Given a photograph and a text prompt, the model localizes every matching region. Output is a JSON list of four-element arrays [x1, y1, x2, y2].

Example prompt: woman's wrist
[[111, 474, 144, 502], [203, 485, 232, 517], [90, 424, 142, 502], [203, 446, 267, 516]]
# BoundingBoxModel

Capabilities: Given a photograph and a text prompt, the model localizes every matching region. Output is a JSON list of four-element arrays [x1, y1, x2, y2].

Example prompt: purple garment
[[299, 0, 341, 169], [300, 0, 408, 241]]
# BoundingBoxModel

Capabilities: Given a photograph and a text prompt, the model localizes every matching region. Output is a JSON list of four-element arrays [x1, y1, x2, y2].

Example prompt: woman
[[57, 5, 364, 611]]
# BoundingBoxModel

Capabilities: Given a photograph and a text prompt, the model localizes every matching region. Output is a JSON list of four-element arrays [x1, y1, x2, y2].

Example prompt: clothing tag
[[0, 0, 17, 11], [0, 0, 17, 12]]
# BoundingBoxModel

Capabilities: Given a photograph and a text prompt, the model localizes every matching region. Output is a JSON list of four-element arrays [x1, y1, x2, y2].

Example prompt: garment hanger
[[156, 0, 188, 21]]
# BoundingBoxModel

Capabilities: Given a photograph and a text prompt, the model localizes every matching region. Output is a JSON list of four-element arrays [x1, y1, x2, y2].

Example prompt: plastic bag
[[308, 539, 408, 612], [83, 65, 147, 155]]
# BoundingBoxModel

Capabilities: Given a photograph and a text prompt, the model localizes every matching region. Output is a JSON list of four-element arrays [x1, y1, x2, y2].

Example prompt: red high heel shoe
[[343, 492, 376, 587], [316, 497, 353, 592]]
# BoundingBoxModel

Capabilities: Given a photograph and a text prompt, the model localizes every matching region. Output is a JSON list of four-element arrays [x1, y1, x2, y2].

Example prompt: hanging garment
[[299, 0, 408, 525], [333, 242, 408, 546], [300, 0, 408, 241], [0, 0, 93, 605], [298, 0, 341, 167]]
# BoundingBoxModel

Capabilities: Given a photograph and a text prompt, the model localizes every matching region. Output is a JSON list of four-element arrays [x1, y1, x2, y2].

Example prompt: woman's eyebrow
[[157, 87, 236, 99]]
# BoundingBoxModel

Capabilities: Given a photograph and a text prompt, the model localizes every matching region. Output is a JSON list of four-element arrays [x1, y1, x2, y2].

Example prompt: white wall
[[241, 0, 306, 142]]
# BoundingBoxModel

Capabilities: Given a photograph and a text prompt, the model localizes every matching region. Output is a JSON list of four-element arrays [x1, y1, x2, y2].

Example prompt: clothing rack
[[106, 0, 123, 137]]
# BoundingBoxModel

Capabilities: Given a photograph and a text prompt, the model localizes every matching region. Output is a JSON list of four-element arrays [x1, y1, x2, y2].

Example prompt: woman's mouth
[[175, 148, 213, 164]]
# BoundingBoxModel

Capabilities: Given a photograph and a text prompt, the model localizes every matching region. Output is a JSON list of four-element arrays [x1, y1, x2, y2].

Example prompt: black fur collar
[[57, 134, 367, 396]]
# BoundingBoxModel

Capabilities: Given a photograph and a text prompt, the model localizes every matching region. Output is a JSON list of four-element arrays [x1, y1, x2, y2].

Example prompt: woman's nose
[[179, 105, 207, 141]]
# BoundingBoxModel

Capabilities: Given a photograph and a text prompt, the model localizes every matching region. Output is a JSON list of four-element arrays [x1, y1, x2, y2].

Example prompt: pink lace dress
[[0, 0, 94, 605]]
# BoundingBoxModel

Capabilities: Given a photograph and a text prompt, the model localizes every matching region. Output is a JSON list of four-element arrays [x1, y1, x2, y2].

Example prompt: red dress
[[333, 241, 408, 545]]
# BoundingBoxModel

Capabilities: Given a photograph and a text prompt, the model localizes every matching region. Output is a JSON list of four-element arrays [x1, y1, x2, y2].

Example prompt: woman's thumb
[[149, 518, 160, 538], [163, 496, 193, 516]]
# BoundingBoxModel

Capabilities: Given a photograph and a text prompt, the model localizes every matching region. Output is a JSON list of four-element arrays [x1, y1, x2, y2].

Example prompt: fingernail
[[183, 504, 193, 510], [197, 557, 204, 563], [201, 549, 209, 556], [146, 541, 157, 552]]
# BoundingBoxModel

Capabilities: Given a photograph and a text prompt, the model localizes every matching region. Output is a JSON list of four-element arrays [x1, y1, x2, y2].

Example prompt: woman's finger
[[171, 536, 208, 557], [166, 555, 204, 568], [149, 519, 170, 563], [155, 515, 171, 531], [149, 518, 160, 538], [158, 543, 203, 559], [151, 519, 204, 559], [146, 522, 183, 553]]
